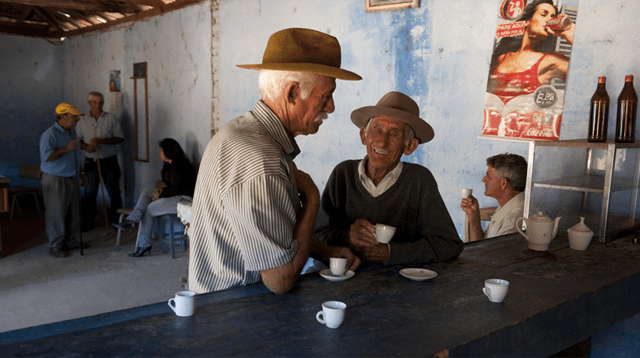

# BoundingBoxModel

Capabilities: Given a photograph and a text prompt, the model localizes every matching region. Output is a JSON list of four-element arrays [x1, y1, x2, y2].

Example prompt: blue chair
[[156, 214, 188, 259]]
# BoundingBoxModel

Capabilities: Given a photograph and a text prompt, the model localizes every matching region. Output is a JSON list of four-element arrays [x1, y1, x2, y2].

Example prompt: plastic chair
[[9, 164, 42, 220], [157, 214, 187, 259], [464, 207, 497, 242]]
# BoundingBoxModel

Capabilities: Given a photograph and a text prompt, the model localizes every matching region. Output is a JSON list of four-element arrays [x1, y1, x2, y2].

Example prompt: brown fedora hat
[[236, 28, 362, 81], [351, 91, 434, 144]]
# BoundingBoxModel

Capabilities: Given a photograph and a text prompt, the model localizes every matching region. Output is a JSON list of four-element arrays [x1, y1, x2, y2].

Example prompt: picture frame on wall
[[365, 0, 419, 13]]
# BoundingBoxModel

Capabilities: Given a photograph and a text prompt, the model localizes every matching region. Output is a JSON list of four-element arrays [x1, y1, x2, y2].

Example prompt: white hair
[[88, 91, 104, 101], [365, 118, 415, 146], [258, 70, 324, 101]]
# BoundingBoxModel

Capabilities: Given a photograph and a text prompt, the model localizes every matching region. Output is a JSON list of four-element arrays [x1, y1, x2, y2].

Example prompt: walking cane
[[93, 127, 110, 229], [73, 135, 84, 256]]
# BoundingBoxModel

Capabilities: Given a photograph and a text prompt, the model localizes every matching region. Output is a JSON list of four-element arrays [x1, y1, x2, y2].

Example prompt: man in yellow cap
[[40, 103, 87, 258], [315, 91, 463, 267], [189, 28, 361, 294]]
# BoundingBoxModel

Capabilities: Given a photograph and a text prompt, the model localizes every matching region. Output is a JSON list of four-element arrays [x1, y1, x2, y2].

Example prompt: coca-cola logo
[[533, 85, 558, 110], [526, 127, 555, 137], [500, 0, 527, 21]]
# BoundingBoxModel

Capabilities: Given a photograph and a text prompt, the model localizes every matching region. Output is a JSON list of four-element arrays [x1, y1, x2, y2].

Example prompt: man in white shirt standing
[[76, 91, 124, 229], [461, 153, 527, 242]]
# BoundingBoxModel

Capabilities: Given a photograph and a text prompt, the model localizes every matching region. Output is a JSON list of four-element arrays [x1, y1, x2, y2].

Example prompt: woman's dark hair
[[159, 138, 188, 163], [488, 0, 559, 78]]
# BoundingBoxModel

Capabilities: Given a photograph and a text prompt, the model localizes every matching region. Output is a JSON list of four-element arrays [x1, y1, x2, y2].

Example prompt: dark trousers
[[42, 173, 80, 249], [82, 155, 122, 225]]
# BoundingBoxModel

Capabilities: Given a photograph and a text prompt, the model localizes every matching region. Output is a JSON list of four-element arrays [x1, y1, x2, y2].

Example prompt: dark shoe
[[128, 246, 152, 257], [62, 241, 88, 251], [49, 248, 67, 258], [113, 220, 137, 232]]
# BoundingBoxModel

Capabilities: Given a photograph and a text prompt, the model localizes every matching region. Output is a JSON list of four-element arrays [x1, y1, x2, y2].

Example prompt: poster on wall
[[109, 70, 121, 92], [482, 0, 579, 141]]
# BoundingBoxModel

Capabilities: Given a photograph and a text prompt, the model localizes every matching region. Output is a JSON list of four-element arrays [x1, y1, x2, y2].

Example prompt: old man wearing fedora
[[315, 91, 463, 267], [188, 28, 362, 294]]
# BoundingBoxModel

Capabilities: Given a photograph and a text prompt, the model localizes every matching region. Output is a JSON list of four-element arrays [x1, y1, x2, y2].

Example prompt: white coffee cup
[[168, 291, 196, 316], [375, 224, 396, 244], [316, 301, 347, 329], [461, 188, 473, 198], [330, 257, 348, 276], [482, 279, 509, 303]]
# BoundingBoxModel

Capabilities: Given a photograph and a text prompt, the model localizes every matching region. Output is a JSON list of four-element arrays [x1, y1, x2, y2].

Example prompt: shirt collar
[[251, 101, 301, 159], [358, 156, 403, 183]]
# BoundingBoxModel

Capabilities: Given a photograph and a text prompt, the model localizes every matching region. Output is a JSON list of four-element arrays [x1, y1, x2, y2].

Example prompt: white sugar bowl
[[567, 216, 594, 251]]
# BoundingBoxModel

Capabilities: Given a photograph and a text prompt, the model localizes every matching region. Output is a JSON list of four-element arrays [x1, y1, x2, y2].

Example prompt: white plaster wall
[[60, 2, 212, 205], [0, 36, 63, 182]]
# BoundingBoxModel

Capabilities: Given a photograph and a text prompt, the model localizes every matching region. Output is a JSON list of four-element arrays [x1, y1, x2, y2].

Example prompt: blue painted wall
[[0, 36, 63, 185]]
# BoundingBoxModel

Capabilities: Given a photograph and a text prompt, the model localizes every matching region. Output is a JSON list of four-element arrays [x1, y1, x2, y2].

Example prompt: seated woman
[[114, 138, 197, 257]]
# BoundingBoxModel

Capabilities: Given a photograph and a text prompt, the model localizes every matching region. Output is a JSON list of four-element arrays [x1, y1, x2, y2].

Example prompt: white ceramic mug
[[482, 279, 509, 303], [330, 257, 348, 276], [375, 224, 396, 244], [461, 188, 473, 198], [316, 301, 347, 329], [168, 291, 196, 317]]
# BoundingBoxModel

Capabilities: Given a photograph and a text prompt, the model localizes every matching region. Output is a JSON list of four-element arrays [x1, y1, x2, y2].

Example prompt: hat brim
[[236, 63, 362, 81], [351, 106, 434, 144]]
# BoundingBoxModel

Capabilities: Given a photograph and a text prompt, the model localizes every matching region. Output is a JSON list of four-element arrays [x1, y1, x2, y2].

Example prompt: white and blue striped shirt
[[188, 101, 301, 293]]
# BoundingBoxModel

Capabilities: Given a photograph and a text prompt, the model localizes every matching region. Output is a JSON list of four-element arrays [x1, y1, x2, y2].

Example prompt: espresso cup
[[482, 279, 509, 303], [461, 188, 473, 198], [375, 224, 396, 244], [330, 257, 348, 276], [168, 291, 196, 317], [316, 301, 347, 329]]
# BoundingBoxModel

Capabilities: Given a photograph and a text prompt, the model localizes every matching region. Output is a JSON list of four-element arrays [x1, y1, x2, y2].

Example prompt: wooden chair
[[464, 207, 497, 242], [9, 164, 42, 220], [115, 208, 141, 247]]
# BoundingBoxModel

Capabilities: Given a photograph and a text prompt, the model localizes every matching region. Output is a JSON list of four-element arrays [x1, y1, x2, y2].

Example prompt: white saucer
[[399, 268, 437, 281], [320, 269, 355, 282]]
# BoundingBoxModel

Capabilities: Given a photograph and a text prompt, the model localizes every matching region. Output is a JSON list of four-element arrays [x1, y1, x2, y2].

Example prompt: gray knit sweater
[[315, 160, 464, 266]]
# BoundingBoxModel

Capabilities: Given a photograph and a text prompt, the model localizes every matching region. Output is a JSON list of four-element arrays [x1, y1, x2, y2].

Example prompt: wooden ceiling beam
[[119, 0, 166, 9], [65, 9, 98, 25], [0, 22, 61, 38], [0, 0, 133, 13], [33, 6, 66, 33], [16, 6, 33, 23]]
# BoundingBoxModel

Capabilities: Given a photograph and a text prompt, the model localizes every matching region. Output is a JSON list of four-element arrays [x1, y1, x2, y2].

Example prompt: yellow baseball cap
[[54, 102, 84, 116]]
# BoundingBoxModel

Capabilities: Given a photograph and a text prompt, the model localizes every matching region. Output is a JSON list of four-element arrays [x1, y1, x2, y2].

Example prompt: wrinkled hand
[[355, 243, 389, 264], [460, 195, 480, 219], [66, 139, 79, 151], [152, 189, 162, 201], [326, 246, 361, 272], [293, 163, 319, 207], [348, 218, 377, 250]]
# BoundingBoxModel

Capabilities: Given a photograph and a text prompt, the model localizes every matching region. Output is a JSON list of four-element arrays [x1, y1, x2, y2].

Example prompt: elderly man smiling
[[315, 91, 463, 266]]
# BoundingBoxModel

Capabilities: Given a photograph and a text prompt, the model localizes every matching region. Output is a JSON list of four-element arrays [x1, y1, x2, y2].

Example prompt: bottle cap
[[598, 76, 606, 83], [625, 75, 634, 82]]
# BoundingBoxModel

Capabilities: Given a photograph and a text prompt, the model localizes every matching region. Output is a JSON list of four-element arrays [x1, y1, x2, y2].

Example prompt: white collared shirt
[[485, 192, 525, 238], [358, 157, 403, 197], [76, 111, 124, 159]]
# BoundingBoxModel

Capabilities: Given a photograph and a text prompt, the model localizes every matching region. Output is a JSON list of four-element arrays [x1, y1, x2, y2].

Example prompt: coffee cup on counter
[[168, 291, 196, 317], [316, 301, 347, 329], [330, 257, 348, 276], [482, 279, 509, 303]]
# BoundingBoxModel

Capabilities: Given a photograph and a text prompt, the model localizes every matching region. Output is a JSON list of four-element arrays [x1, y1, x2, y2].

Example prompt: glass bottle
[[588, 76, 610, 142], [615, 75, 638, 143]]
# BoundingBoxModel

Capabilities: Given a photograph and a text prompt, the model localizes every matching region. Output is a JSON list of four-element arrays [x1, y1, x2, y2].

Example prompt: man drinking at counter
[[315, 91, 464, 266], [460, 153, 527, 242], [188, 28, 362, 294]]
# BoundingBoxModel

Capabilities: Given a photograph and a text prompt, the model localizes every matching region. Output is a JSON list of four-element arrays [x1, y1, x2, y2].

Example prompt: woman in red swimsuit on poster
[[484, 0, 575, 139]]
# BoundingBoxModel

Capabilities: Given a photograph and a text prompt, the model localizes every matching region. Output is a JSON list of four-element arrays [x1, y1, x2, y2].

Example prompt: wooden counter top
[[2, 232, 640, 357]]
